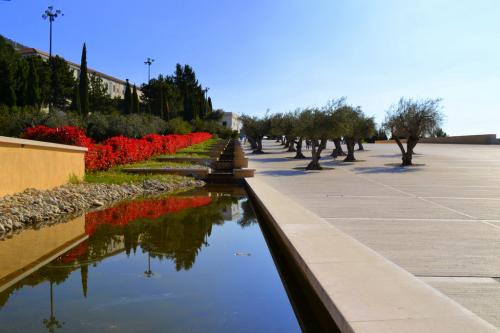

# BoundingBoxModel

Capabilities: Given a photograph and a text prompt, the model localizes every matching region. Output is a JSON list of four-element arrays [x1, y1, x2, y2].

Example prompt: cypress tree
[[0, 36, 18, 106], [16, 59, 29, 106], [207, 97, 213, 114], [26, 58, 41, 107], [123, 79, 132, 114], [79, 43, 89, 116], [132, 84, 140, 113], [159, 86, 164, 119], [70, 83, 81, 114]]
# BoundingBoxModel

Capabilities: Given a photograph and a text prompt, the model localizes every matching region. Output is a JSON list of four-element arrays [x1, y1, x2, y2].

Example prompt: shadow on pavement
[[258, 169, 310, 176], [353, 166, 422, 174]]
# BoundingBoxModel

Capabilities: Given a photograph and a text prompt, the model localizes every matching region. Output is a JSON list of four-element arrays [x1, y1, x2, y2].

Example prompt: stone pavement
[[248, 140, 500, 328]]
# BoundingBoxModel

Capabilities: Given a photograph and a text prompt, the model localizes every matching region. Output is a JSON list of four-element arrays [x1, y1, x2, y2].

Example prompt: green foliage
[[207, 97, 213, 114], [431, 127, 447, 138], [78, 43, 89, 116], [49, 56, 75, 109], [26, 58, 41, 107], [383, 98, 443, 140], [85, 112, 168, 141], [0, 36, 19, 107], [192, 118, 233, 138], [0, 105, 42, 136], [132, 84, 140, 113], [204, 108, 224, 122], [84, 170, 185, 185], [141, 64, 209, 121], [68, 173, 83, 184], [15, 57, 29, 106], [123, 79, 132, 114], [164, 117, 193, 135], [70, 83, 81, 113], [88, 73, 112, 112], [0, 106, 82, 137]]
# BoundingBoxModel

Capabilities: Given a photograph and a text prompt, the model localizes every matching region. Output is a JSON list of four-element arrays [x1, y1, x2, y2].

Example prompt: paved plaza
[[248, 140, 500, 328]]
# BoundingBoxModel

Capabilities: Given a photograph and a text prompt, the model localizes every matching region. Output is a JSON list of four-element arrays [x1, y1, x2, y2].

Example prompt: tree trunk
[[402, 152, 412, 166], [331, 138, 346, 158], [344, 138, 356, 162], [284, 139, 290, 148], [357, 139, 364, 151], [248, 136, 257, 150], [253, 137, 264, 154], [401, 137, 419, 166], [287, 137, 296, 152], [294, 137, 306, 159], [306, 139, 325, 170], [395, 137, 410, 166]]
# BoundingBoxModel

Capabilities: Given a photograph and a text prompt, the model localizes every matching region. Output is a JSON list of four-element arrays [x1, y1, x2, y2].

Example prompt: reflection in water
[[0, 189, 296, 333]]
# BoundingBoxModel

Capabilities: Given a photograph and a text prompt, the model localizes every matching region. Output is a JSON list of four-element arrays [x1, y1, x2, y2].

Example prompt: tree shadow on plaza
[[254, 157, 296, 163], [258, 169, 311, 177], [353, 165, 423, 174]]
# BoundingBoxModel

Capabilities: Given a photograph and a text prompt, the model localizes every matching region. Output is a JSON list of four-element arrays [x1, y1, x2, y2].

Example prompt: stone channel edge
[[245, 177, 498, 333]]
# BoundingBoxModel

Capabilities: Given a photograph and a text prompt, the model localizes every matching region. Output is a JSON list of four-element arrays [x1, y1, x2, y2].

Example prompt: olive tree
[[336, 106, 376, 162], [281, 112, 300, 152], [383, 98, 443, 166], [301, 102, 344, 170], [293, 109, 307, 159], [241, 115, 271, 154], [269, 113, 284, 144]]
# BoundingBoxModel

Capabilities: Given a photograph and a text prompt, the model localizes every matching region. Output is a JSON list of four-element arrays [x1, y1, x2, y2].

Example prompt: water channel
[[0, 186, 322, 332]]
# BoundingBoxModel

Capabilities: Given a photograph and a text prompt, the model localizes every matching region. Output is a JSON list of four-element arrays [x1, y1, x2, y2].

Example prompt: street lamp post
[[204, 87, 210, 116], [144, 57, 154, 84], [42, 6, 63, 58]]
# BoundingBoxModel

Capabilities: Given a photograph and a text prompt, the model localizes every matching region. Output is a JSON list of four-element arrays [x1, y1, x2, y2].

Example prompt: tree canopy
[[384, 98, 443, 165]]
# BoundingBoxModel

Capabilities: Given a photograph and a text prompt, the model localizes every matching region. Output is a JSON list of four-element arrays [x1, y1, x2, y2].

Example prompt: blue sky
[[2, 0, 500, 135]]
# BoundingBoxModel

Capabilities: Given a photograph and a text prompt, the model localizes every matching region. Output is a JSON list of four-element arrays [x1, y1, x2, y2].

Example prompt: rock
[[0, 178, 204, 233], [92, 200, 104, 207]]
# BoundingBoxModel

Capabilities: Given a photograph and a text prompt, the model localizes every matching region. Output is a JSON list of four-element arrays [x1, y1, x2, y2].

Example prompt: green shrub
[[86, 112, 168, 141], [165, 117, 192, 134]]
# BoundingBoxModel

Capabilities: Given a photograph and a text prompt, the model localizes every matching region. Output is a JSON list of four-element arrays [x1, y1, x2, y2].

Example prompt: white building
[[16, 45, 136, 99], [219, 112, 241, 132]]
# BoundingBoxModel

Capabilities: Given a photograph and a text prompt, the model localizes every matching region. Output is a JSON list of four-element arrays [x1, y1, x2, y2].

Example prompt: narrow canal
[[0, 186, 326, 332]]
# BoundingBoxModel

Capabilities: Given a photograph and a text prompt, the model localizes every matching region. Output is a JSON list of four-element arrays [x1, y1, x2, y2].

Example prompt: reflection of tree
[[43, 281, 64, 333], [139, 204, 225, 270], [0, 194, 241, 309], [238, 199, 257, 228]]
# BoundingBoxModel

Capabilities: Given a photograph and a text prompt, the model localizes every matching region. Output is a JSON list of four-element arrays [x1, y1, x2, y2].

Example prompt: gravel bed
[[0, 179, 204, 238]]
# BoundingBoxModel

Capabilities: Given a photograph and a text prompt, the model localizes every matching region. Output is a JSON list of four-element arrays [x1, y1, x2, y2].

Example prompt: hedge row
[[22, 125, 212, 171]]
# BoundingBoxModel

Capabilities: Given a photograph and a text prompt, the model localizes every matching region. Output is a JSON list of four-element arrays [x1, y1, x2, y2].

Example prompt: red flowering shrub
[[21, 125, 213, 171], [22, 125, 93, 147]]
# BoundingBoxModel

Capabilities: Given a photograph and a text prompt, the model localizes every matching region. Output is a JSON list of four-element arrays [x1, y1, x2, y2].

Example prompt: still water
[[0, 187, 301, 332]]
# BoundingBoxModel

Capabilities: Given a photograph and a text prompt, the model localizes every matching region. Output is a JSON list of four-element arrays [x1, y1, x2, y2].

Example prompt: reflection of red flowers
[[22, 125, 212, 171], [58, 241, 88, 264], [57, 196, 212, 264], [84, 196, 212, 236]]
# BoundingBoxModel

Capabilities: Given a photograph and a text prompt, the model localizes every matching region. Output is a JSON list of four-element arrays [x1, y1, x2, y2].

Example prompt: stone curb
[[245, 177, 498, 333]]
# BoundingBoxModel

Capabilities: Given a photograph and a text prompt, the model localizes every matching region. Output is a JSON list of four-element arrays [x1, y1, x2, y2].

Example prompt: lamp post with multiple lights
[[42, 6, 63, 58], [144, 57, 154, 83]]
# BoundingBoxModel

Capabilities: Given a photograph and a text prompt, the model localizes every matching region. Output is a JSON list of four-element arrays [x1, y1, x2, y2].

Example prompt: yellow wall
[[0, 215, 86, 292], [0, 137, 86, 196]]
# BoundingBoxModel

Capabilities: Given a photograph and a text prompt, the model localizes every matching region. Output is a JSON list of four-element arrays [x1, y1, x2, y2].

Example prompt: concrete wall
[[420, 134, 497, 144], [0, 136, 87, 197], [376, 134, 498, 145]]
